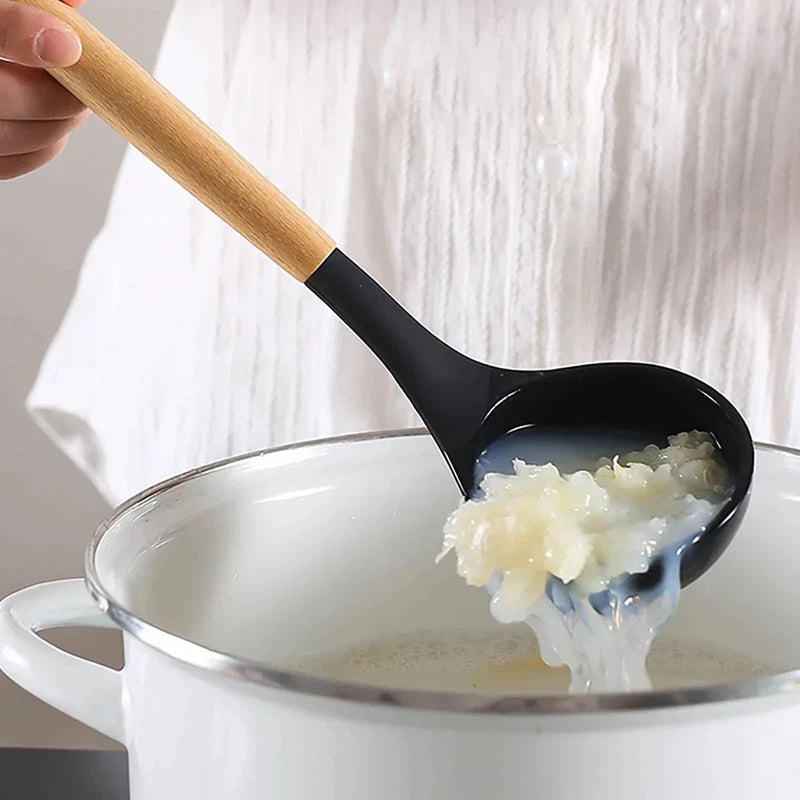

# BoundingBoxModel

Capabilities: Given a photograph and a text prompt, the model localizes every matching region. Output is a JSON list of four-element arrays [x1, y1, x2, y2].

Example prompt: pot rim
[[85, 429, 800, 715]]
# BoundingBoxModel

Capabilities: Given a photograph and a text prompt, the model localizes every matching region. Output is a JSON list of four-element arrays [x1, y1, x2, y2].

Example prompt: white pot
[[2, 431, 800, 798]]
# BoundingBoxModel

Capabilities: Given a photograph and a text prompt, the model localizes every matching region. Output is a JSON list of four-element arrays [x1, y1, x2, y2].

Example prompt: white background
[[0, 0, 171, 747]]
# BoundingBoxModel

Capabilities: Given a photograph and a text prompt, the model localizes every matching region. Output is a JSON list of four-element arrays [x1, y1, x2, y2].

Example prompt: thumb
[[0, 0, 81, 67]]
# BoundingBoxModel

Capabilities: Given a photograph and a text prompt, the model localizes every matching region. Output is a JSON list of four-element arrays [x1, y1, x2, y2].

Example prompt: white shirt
[[27, 0, 800, 505]]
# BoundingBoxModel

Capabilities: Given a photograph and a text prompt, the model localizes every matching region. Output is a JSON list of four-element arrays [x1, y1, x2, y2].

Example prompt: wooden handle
[[15, 0, 336, 281]]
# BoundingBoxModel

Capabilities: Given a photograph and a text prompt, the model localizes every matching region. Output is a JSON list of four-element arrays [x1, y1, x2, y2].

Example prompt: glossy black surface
[[0, 749, 128, 799], [307, 249, 754, 589]]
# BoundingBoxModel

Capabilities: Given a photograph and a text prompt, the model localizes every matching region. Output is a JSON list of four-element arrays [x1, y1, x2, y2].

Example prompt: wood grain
[[15, 0, 336, 281]]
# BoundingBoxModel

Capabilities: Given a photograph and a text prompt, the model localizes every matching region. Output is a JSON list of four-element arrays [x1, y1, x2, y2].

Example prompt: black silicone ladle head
[[32, 1, 754, 592], [307, 251, 754, 592]]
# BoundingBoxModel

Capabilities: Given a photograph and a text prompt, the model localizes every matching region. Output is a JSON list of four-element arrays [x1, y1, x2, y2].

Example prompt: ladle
[[20, 0, 754, 594]]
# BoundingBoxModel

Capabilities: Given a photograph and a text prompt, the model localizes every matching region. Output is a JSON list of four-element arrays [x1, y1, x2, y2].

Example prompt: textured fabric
[[28, 0, 800, 505]]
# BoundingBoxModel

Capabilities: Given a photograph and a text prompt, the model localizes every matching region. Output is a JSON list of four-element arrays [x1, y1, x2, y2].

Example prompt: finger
[[0, 0, 82, 67], [0, 61, 83, 119], [0, 135, 67, 179], [0, 109, 86, 154]]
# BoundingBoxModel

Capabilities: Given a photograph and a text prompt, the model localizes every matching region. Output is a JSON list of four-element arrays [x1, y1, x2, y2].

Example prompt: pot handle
[[0, 579, 125, 743]]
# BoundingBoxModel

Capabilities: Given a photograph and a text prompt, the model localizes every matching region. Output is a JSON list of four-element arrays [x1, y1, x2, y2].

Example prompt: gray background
[[0, 0, 171, 748]]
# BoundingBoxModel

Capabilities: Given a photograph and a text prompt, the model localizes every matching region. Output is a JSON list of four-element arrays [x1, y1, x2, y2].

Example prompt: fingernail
[[34, 28, 82, 67]]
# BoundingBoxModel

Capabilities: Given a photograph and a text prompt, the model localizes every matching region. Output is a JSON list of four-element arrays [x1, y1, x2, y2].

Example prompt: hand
[[0, 0, 88, 179]]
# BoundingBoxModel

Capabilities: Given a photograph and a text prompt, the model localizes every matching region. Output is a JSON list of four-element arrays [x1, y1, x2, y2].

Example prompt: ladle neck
[[306, 249, 492, 493]]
